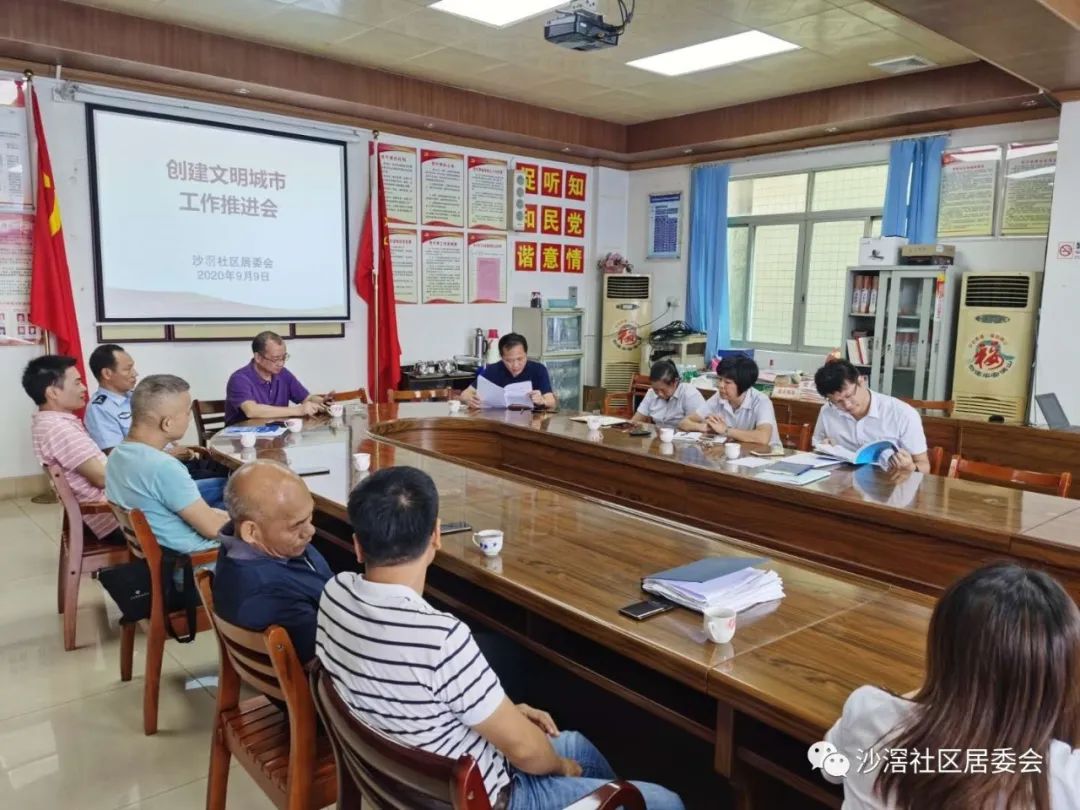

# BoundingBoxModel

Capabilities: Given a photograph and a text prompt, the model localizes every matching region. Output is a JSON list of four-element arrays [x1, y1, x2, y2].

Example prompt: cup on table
[[704, 606, 737, 644], [472, 529, 504, 557], [328, 402, 344, 418], [239, 432, 257, 448], [724, 442, 741, 460], [352, 452, 371, 472], [659, 427, 675, 443], [240, 447, 257, 462], [285, 418, 303, 433], [586, 415, 603, 431], [449, 400, 462, 414]]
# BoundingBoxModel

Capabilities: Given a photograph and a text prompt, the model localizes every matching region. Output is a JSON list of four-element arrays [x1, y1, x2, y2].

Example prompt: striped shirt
[[31, 410, 119, 539], [316, 573, 509, 804]]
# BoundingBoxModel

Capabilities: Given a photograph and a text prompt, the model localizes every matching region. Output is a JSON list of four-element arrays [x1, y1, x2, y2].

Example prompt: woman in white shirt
[[679, 355, 779, 445], [631, 360, 707, 429], [824, 563, 1080, 810]]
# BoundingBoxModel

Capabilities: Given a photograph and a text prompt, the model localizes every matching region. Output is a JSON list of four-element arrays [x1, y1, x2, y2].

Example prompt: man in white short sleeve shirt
[[812, 360, 929, 474], [680, 355, 779, 445], [631, 360, 706, 430]]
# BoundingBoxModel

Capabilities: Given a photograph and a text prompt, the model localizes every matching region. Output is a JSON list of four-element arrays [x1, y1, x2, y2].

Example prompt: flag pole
[[23, 71, 54, 358], [371, 132, 380, 403], [24, 71, 57, 504]]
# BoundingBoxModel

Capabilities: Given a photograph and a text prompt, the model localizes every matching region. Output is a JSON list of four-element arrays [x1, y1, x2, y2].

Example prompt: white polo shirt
[[636, 382, 707, 428], [698, 387, 779, 444], [812, 390, 927, 456]]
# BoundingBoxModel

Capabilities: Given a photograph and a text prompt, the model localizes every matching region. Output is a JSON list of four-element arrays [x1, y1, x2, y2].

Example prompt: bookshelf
[[842, 265, 948, 400]]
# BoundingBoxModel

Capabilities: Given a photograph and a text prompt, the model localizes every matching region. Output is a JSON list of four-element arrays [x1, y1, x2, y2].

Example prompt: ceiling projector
[[544, 7, 623, 51]]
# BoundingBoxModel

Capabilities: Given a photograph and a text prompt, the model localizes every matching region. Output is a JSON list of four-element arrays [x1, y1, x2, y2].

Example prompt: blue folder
[[646, 556, 768, 583]]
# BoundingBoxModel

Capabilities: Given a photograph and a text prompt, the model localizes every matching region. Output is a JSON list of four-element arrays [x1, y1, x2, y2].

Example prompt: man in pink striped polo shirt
[[22, 355, 119, 541]]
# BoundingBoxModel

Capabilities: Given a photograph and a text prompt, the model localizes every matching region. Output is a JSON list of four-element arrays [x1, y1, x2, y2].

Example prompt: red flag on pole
[[356, 142, 402, 402], [28, 83, 86, 383]]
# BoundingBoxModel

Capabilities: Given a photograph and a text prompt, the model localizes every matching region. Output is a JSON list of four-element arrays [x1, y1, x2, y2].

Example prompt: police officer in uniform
[[85, 344, 137, 452]]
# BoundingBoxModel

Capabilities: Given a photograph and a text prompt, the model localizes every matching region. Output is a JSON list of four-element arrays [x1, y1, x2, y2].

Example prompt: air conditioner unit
[[601, 274, 651, 391], [951, 272, 1042, 423]]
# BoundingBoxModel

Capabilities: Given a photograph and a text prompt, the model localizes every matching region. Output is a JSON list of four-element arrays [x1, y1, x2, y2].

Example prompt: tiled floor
[[0, 496, 276, 809]]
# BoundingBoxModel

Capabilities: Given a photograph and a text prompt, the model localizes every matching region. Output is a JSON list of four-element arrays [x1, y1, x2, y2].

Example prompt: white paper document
[[477, 375, 533, 409], [783, 451, 845, 469], [729, 456, 773, 469], [569, 415, 627, 426], [643, 568, 785, 614]]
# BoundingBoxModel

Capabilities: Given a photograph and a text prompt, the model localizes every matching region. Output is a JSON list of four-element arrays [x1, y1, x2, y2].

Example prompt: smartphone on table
[[618, 599, 675, 621]]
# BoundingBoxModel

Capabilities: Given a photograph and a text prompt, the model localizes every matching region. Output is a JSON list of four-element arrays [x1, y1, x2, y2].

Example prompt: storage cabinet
[[843, 266, 948, 400]]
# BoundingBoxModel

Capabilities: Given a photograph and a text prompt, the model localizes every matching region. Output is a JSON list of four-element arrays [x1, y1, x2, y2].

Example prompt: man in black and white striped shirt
[[317, 466, 685, 810]]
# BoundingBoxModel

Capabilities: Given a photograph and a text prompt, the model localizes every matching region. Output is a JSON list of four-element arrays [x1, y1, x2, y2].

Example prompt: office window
[[727, 164, 886, 352]]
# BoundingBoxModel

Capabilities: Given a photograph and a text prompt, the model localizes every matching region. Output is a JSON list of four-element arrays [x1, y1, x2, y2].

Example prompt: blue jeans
[[508, 731, 684, 810], [195, 477, 226, 509]]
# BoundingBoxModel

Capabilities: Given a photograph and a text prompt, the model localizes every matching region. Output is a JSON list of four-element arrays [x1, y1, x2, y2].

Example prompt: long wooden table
[[366, 405, 1080, 600], [206, 404, 1076, 807], [776, 396, 1080, 498]]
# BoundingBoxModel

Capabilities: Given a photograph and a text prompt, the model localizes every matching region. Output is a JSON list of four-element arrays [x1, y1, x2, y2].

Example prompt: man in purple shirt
[[224, 331, 330, 424]]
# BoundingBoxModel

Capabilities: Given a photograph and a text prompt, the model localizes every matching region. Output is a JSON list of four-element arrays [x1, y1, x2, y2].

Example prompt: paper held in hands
[[814, 439, 898, 471], [476, 375, 534, 409], [642, 557, 785, 614]]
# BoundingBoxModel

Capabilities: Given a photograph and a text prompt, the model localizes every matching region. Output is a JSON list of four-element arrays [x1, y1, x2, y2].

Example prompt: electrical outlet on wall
[[666, 296, 680, 309]]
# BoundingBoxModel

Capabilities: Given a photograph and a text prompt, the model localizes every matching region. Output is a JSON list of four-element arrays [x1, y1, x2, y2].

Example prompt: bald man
[[106, 374, 228, 554], [211, 459, 332, 664]]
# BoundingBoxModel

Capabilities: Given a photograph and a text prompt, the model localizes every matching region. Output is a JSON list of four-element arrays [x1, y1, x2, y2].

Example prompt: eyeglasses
[[261, 353, 289, 365]]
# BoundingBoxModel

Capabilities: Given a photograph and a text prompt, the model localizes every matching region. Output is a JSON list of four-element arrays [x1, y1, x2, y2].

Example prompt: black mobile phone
[[441, 521, 472, 535], [266, 420, 287, 428], [618, 599, 675, 621]]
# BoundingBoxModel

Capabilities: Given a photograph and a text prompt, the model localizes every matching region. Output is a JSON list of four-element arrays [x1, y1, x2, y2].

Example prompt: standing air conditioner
[[601, 274, 651, 391], [951, 272, 1042, 423]]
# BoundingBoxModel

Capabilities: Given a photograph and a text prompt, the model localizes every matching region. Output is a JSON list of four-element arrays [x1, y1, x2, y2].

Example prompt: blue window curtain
[[882, 135, 947, 243], [687, 163, 731, 360]]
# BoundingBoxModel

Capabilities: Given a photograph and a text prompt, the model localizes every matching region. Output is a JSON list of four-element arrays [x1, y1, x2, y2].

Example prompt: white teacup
[[724, 442, 741, 460], [239, 432, 257, 448], [352, 452, 371, 472], [704, 606, 737, 644], [328, 403, 344, 418], [586, 415, 603, 431], [659, 427, 675, 443], [449, 400, 462, 413], [285, 418, 303, 433], [472, 529, 504, 557]]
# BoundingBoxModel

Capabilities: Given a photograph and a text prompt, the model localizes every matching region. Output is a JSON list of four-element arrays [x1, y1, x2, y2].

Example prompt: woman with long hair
[[825, 564, 1080, 809]]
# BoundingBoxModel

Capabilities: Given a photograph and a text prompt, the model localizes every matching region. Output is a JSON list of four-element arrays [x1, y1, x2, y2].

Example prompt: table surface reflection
[[209, 404, 935, 740]]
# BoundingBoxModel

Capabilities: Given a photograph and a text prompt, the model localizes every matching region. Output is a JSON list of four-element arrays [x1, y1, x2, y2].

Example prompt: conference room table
[[206, 404, 1080, 807]]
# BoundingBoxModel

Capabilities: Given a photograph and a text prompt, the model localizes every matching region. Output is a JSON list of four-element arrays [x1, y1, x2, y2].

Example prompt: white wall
[[626, 118, 1059, 375], [1035, 101, 1080, 425]]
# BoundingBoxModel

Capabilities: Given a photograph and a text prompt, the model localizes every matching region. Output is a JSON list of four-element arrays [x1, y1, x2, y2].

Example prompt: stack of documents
[[642, 557, 784, 614], [221, 424, 286, 437]]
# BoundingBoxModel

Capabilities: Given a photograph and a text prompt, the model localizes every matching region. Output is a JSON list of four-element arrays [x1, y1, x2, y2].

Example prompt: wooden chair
[[111, 504, 217, 735], [928, 446, 945, 476], [195, 572, 336, 810], [776, 422, 811, 452], [602, 392, 634, 418], [387, 388, 453, 402], [309, 660, 644, 810], [192, 398, 227, 446], [900, 398, 955, 417], [947, 455, 1073, 498], [332, 388, 369, 404], [45, 464, 128, 652]]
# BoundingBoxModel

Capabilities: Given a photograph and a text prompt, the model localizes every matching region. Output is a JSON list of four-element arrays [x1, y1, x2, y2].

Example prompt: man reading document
[[460, 333, 556, 410]]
